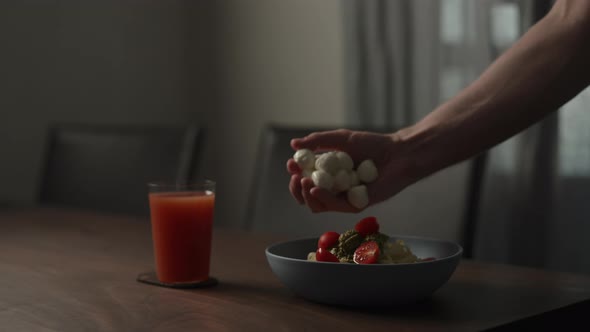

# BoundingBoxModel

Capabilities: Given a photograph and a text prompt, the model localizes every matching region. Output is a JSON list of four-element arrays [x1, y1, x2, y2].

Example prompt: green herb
[[332, 230, 363, 261], [364, 232, 390, 251]]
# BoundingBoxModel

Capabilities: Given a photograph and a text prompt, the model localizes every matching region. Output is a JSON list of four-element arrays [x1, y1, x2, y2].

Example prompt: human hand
[[286, 129, 419, 213]]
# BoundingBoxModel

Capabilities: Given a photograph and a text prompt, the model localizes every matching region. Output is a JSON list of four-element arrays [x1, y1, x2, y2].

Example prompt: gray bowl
[[265, 235, 462, 307]]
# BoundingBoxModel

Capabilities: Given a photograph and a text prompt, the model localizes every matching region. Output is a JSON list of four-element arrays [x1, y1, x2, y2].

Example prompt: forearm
[[399, 0, 590, 178]]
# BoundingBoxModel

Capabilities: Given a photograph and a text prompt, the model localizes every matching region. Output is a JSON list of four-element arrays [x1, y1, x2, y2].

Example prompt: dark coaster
[[137, 271, 218, 289]]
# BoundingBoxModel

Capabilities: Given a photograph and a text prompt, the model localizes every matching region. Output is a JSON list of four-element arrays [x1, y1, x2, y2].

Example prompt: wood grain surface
[[1, 207, 589, 331]]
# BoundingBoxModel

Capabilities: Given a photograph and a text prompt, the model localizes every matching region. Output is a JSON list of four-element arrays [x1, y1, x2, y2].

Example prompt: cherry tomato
[[421, 257, 436, 262], [318, 231, 340, 249], [315, 248, 340, 262], [354, 216, 379, 237], [353, 241, 380, 264]]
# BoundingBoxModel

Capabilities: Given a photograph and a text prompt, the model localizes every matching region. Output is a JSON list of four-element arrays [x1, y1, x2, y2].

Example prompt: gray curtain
[[344, 0, 590, 274], [342, 0, 440, 127]]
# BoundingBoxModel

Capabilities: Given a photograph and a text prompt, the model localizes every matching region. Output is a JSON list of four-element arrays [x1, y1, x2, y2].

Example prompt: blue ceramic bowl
[[265, 235, 462, 307]]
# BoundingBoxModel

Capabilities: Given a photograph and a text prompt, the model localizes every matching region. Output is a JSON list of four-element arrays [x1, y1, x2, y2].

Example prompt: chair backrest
[[245, 124, 486, 254], [39, 123, 203, 216]]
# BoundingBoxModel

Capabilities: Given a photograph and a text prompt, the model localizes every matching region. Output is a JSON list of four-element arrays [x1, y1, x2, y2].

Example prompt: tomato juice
[[148, 191, 215, 283]]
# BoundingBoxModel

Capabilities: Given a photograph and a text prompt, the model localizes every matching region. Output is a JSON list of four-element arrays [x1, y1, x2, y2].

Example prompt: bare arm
[[289, 0, 590, 212], [399, 0, 590, 179]]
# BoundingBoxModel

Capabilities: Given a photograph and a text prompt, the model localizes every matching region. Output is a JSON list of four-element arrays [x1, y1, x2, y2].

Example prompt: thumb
[[291, 129, 353, 151]]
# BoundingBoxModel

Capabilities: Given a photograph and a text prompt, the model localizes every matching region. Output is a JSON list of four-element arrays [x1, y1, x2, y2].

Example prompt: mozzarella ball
[[293, 149, 316, 170], [311, 170, 334, 190], [357, 159, 378, 183], [335, 151, 354, 171], [301, 169, 313, 179], [332, 169, 351, 192], [315, 152, 341, 175], [349, 170, 360, 186], [347, 185, 369, 209]]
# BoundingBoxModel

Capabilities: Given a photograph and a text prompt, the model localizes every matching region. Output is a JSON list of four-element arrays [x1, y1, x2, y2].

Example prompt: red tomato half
[[318, 231, 340, 249], [354, 216, 379, 237], [316, 248, 339, 262], [353, 241, 380, 264]]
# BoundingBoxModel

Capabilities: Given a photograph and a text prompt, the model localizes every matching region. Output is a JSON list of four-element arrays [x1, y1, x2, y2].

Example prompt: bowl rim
[[265, 234, 463, 267]]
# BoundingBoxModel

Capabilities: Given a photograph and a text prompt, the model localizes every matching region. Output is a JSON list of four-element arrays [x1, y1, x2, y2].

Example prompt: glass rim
[[147, 180, 216, 190]]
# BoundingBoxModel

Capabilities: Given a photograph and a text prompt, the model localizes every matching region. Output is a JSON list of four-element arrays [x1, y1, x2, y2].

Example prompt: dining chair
[[38, 123, 204, 216], [244, 124, 486, 257]]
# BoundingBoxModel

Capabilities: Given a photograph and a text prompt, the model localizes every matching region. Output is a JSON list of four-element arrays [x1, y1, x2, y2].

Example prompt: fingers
[[289, 128, 381, 213], [301, 177, 325, 212], [300, 181, 364, 214], [291, 129, 353, 151], [310, 187, 361, 213], [287, 159, 304, 204], [289, 174, 305, 204], [286, 159, 300, 174], [288, 161, 353, 212], [289, 154, 367, 213]]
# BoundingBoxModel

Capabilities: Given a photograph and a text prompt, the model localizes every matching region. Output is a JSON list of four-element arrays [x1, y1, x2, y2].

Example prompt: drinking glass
[[147, 181, 215, 284]]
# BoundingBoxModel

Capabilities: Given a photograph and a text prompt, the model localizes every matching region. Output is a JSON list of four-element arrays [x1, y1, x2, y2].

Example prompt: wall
[[0, 1, 346, 229], [209, 0, 470, 241], [0, 1, 212, 203], [196, 0, 346, 227]]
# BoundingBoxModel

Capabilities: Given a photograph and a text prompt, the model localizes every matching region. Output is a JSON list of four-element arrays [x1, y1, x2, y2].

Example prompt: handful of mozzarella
[[293, 149, 378, 209]]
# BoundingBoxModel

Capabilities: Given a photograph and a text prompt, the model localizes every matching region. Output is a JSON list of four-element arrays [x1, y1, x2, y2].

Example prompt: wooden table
[[1, 207, 589, 331]]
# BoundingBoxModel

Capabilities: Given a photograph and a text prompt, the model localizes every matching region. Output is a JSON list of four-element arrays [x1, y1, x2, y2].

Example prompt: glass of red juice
[[147, 181, 215, 284]]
